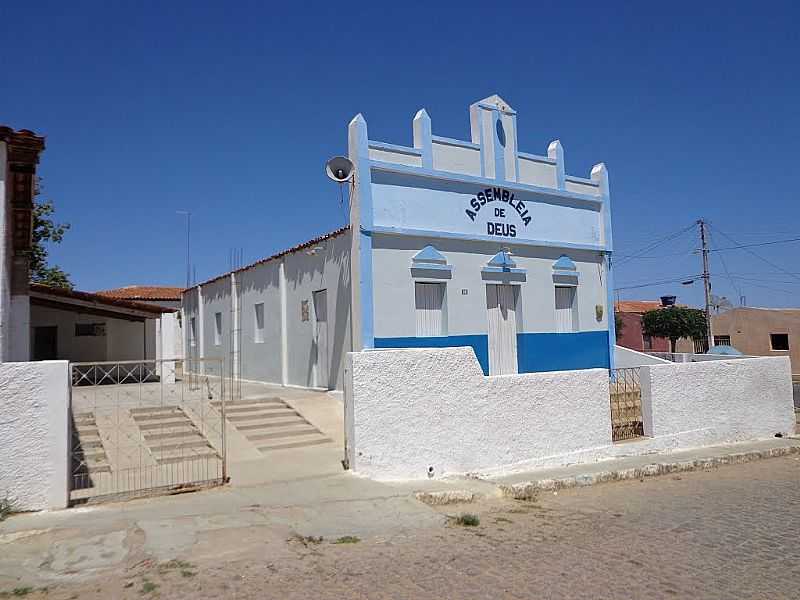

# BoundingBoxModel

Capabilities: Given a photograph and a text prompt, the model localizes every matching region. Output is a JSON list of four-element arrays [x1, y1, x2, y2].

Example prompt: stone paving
[[6, 455, 799, 599]]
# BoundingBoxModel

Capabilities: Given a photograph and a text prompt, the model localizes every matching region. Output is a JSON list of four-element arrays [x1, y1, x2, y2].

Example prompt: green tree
[[30, 182, 72, 288], [641, 307, 707, 353], [614, 312, 625, 340]]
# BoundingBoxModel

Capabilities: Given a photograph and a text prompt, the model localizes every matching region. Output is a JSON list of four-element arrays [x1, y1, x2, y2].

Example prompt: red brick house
[[615, 300, 671, 353]]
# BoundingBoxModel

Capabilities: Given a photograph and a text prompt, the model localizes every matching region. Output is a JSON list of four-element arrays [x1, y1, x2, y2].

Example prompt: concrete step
[[132, 412, 191, 423], [137, 419, 197, 431], [257, 437, 333, 452], [79, 446, 108, 459], [129, 405, 180, 415], [246, 426, 322, 442], [148, 438, 209, 452], [234, 417, 307, 431], [211, 398, 284, 408], [73, 416, 96, 426], [75, 424, 101, 435], [144, 429, 205, 441], [227, 409, 298, 423], [85, 464, 112, 474], [77, 439, 104, 449], [222, 404, 290, 415], [152, 447, 219, 464]]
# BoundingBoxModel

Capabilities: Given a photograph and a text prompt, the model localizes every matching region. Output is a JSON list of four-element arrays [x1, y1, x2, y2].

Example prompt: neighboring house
[[709, 307, 800, 375], [29, 283, 178, 363], [185, 94, 616, 390], [96, 285, 183, 358], [614, 299, 672, 352], [0, 125, 45, 362], [95, 285, 183, 310]]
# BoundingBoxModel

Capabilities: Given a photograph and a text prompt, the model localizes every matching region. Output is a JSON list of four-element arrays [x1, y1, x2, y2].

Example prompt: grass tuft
[[333, 535, 360, 544], [0, 496, 16, 522], [140, 580, 158, 595], [454, 513, 480, 527], [292, 534, 324, 546]]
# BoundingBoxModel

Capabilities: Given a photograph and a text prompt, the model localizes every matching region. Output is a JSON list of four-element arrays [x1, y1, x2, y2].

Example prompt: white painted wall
[[183, 229, 352, 390], [641, 357, 795, 446], [344, 348, 796, 480], [282, 232, 351, 389], [0, 360, 70, 510], [614, 345, 671, 368], [157, 312, 180, 359], [372, 235, 607, 338], [9, 294, 30, 361], [29, 304, 159, 363], [345, 347, 611, 479]]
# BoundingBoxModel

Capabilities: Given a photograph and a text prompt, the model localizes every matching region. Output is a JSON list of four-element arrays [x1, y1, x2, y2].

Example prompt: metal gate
[[69, 358, 227, 505], [609, 367, 644, 442]]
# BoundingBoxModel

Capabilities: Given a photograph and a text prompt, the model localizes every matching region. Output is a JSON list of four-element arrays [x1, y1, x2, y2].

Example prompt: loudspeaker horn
[[325, 156, 354, 183]]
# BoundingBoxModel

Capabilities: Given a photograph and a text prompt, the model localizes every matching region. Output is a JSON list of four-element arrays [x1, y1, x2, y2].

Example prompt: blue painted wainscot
[[374, 330, 609, 376]]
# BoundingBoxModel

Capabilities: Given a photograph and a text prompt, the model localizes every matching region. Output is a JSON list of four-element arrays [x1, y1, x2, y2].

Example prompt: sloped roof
[[192, 226, 350, 290], [615, 300, 666, 314], [96, 285, 183, 301], [30, 283, 176, 315]]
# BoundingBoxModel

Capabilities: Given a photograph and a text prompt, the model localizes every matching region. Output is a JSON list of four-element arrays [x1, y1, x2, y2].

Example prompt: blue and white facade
[[349, 94, 615, 375], [183, 94, 615, 391]]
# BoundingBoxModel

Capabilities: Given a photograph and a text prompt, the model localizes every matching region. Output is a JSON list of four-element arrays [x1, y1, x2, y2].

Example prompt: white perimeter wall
[[345, 347, 611, 479], [0, 360, 69, 510], [345, 348, 795, 480], [614, 345, 671, 368], [641, 357, 795, 446]]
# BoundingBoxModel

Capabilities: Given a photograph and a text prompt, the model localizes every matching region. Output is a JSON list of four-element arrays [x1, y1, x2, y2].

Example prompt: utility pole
[[177, 211, 191, 288], [698, 219, 713, 350]]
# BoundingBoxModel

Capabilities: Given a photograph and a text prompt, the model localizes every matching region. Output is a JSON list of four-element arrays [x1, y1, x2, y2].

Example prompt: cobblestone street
[[11, 455, 798, 600]]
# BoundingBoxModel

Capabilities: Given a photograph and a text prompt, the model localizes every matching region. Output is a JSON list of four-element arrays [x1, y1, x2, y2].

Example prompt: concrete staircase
[[130, 406, 219, 465], [72, 412, 112, 474], [210, 397, 332, 453]]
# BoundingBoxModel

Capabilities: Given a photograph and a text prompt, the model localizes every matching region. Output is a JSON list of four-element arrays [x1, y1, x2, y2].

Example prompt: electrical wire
[[728, 276, 800, 285], [614, 274, 702, 292], [708, 228, 743, 300], [707, 236, 800, 252], [726, 280, 799, 295], [615, 222, 697, 265], [709, 225, 800, 285]]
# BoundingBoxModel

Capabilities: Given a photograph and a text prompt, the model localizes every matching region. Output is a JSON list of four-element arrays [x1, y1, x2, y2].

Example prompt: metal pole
[[177, 211, 191, 288], [698, 219, 714, 349]]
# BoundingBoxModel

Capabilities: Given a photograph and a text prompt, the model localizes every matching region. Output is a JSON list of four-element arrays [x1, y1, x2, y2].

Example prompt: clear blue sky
[[2, 1, 799, 308]]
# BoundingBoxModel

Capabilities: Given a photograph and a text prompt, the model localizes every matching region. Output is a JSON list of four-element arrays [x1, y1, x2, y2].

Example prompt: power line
[[709, 225, 800, 285], [708, 228, 743, 300], [707, 236, 800, 253], [728, 275, 800, 285], [727, 280, 799, 295], [615, 222, 696, 266], [614, 274, 701, 292]]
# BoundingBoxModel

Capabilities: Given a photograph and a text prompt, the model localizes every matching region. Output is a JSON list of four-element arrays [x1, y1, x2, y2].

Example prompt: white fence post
[[639, 365, 654, 437]]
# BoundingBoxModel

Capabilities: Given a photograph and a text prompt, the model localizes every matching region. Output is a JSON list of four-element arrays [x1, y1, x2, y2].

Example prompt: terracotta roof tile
[[30, 283, 175, 314], [96, 286, 183, 301], [615, 300, 666, 314]]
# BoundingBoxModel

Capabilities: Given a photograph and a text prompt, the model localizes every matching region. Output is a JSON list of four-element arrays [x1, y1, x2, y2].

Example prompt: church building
[[183, 95, 615, 389]]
